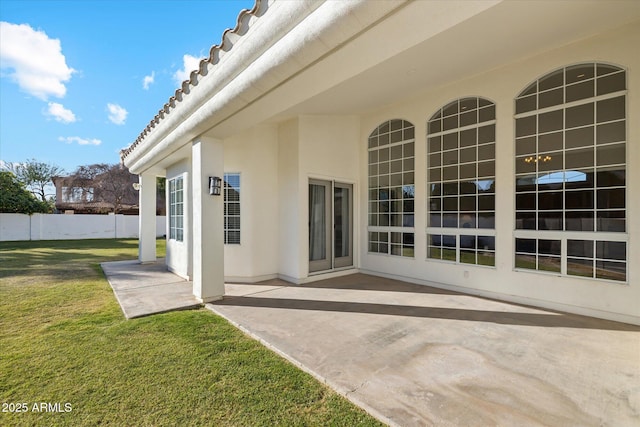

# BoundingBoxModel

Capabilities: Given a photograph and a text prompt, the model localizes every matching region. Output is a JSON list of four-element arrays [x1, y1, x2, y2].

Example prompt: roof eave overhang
[[123, 0, 410, 174], [123, 0, 640, 176]]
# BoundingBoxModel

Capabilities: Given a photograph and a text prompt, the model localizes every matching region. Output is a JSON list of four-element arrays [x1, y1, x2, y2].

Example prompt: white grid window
[[224, 173, 240, 245], [169, 176, 184, 242], [427, 97, 496, 266], [368, 119, 415, 257], [514, 62, 627, 282]]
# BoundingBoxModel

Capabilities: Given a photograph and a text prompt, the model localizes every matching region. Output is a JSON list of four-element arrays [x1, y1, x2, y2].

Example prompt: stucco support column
[[138, 172, 157, 263], [191, 137, 225, 302]]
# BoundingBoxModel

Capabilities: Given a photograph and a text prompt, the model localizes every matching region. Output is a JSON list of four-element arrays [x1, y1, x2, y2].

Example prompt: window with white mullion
[[514, 232, 627, 282], [169, 186, 176, 239], [368, 119, 415, 257], [428, 120, 497, 138], [368, 226, 415, 233], [168, 176, 184, 242], [428, 227, 497, 237], [223, 173, 240, 245], [514, 62, 627, 282], [367, 138, 415, 153], [515, 89, 626, 119], [427, 97, 496, 267]]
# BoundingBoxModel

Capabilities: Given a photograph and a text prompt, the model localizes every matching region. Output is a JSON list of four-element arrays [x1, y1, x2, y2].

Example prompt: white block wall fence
[[0, 214, 166, 242]]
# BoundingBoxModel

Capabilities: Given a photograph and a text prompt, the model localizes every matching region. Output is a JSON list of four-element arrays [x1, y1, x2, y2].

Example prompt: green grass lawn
[[0, 239, 382, 426]]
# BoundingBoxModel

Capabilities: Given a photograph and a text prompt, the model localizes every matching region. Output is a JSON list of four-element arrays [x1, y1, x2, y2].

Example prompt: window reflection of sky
[[516, 171, 588, 187], [429, 180, 495, 194], [476, 179, 494, 191], [536, 171, 586, 185]]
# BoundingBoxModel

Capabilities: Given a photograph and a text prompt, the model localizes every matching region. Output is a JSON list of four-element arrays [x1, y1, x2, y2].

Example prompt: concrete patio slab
[[224, 280, 287, 297], [207, 273, 640, 427], [100, 261, 639, 425], [101, 259, 200, 319]]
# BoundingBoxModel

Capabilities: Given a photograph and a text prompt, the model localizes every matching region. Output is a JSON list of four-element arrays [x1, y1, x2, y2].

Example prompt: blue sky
[[0, 0, 254, 174]]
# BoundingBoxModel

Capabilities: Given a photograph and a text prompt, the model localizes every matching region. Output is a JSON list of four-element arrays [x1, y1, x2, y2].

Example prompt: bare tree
[[99, 164, 138, 214], [66, 163, 137, 213], [9, 159, 64, 202]]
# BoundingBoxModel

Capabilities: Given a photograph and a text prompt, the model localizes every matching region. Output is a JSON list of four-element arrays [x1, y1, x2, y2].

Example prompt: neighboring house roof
[[54, 201, 139, 215], [52, 173, 145, 215]]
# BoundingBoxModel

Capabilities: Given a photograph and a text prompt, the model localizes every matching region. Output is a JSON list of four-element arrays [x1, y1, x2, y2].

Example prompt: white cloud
[[58, 136, 101, 146], [173, 54, 204, 85], [106, 103, 127, 125], [0, 22, 75, 100], [46, 102, 76, 123], [142, 71, 155, 90]]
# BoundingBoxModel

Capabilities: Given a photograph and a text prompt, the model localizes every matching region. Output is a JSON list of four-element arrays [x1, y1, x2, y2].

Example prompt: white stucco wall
[[359, 22, 640, 324], [271, 115, 363, 282], [0, 213, 165, 241], [277, 119, 301, 280], [298, 115, 361, 279], [223, 124, 280, 282], [118, 10, 637, 323], [0, 214, 31, 241], [159, 118, 361, 283], [165, 160, 191, 279]]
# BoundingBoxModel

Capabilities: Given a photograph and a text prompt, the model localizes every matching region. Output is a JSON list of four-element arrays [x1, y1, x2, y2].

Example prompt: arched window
[[426, 97, 496, 266], [368, 119, 415, 257], [514, 62, 627, 281]]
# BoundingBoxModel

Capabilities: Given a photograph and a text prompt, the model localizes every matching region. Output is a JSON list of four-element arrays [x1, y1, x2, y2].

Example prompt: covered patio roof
[[121, 0, 640, 175]]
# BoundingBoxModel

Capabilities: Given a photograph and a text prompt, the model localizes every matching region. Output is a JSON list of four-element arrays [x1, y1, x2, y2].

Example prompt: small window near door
[[169, 176, 184, 242], [224, 173, 240, 245]]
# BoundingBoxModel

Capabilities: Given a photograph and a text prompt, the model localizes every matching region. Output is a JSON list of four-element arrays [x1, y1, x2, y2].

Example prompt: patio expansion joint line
[[238, 286, 288, 297], [113, 281, 191, 291]]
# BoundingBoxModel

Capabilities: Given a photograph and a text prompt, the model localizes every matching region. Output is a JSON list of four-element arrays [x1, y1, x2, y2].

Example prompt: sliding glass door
[[333, 183, 353, 268], [309, 180, 332, 272], [309, 179, 353, 273]]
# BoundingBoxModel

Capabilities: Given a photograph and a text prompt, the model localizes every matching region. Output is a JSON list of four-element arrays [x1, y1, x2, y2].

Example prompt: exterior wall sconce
[[209, 176, 222, 196], [132, 183, 141, 191]]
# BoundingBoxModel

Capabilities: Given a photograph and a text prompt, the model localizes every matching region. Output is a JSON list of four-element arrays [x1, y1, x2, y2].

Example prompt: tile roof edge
[[120, 0, 267, 163]]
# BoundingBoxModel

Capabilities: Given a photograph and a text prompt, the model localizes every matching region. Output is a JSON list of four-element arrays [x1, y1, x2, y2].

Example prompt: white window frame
[[168, 176, 184, 242], [367, 119, 416, 257], [513, 62, 627, 282], [426, 97, 497, 267], [224, 173, 241, 245]]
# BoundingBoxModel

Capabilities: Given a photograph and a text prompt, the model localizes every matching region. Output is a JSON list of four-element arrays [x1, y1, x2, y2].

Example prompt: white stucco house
[[121, 0, 640, 325]]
